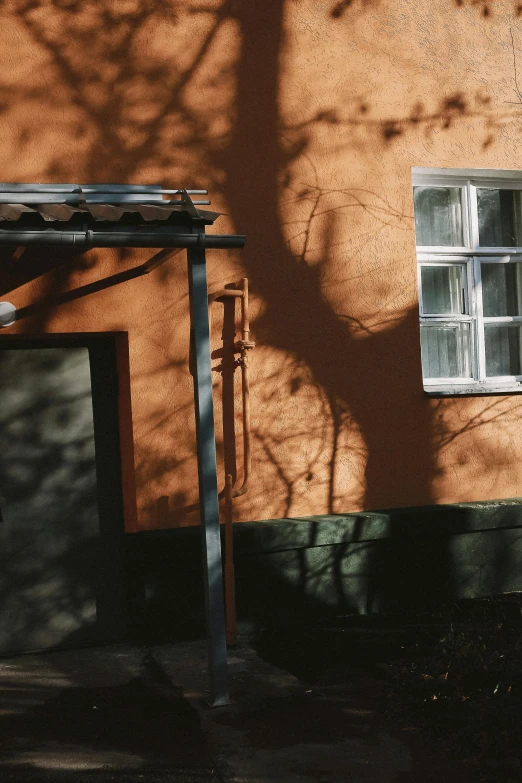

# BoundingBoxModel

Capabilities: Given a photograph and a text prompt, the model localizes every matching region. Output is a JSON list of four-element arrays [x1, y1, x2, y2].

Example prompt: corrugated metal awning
[[0, 184, 221, 224]]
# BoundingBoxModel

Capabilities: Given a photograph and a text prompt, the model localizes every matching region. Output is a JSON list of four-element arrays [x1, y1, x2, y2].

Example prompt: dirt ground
[[251, 595, 522, 782]]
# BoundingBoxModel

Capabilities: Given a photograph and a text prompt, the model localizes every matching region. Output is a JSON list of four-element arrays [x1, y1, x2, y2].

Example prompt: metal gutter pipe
[[0, 229, 245, 249]]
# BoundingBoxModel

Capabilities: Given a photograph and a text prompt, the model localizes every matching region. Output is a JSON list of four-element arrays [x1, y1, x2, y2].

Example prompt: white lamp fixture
[[0, 302, 16, 327]]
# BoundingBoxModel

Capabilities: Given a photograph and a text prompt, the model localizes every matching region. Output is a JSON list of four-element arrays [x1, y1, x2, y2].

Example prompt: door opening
[[0, 335, 127, 656]]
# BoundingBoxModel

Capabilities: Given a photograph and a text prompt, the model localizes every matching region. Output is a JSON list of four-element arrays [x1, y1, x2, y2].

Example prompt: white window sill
[[424, 383, 522, 396]]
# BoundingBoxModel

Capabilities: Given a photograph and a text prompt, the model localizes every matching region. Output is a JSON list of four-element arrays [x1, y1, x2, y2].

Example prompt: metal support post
[[187, 242, 229, 707]]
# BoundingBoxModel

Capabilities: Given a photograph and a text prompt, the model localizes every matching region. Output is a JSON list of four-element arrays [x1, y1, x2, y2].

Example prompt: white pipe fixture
[[0, 302, 16, 327]]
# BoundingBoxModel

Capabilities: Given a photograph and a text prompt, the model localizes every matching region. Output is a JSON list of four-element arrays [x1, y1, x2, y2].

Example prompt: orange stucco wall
[[1, 0, 522, 530]]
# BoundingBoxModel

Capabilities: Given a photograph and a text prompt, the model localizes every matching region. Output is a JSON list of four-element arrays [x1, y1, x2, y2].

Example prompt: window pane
[[421, 265, 465, 314], [482, 263, 522, 316], [477, 189, 522, 247], [485, 325, 522, 376], [420, 323, 471, 378], [414, 187, 463, 246]]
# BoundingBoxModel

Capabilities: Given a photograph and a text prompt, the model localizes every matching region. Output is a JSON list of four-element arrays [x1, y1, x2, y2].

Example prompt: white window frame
[[413, 167, 522, 395]]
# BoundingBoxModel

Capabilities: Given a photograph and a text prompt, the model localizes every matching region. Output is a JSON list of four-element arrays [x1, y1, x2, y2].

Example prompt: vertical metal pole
[[187, 242, 229, 707]]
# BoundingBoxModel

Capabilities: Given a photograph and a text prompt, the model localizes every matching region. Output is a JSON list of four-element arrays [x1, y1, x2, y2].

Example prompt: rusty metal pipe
[[208, 288, 244, 304], [208, 286, 245, 501], [208, 278, 255, 647], [224, 473, 236, 646], [233, 278, 254, 498], [208, 280, 254, 499]]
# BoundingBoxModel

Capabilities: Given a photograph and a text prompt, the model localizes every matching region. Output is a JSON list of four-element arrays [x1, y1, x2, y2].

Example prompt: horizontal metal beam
[[0, 230, 246, 249], [0, 184, 208, 194], [0, 195, 211, 205]]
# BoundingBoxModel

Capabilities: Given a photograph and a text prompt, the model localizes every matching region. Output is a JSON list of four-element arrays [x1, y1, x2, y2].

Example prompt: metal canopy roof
[[0, 183, 221, 225], [0, 181, 244, 709]]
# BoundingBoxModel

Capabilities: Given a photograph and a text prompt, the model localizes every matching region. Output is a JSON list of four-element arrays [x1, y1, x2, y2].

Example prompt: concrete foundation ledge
[[231, 498, 522, 554], [124, 499, 522, 640]]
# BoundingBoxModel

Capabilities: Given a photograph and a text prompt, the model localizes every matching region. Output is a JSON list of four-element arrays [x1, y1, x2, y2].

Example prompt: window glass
[[485, 325, 522, 376], [414, 187, 463, 246], [414, 172, 522, 390], [477, 189, 522, 247], [420, 323, 471, 378], [420, 265, 466, 314], [482, 263, 522, 316]]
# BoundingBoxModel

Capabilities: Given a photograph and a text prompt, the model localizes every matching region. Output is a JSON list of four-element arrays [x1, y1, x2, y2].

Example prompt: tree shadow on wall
[[218, 0, 522, 625]]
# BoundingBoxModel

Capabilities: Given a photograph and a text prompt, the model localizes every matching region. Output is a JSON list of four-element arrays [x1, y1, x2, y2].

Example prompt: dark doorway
[[0, 335, 127, 655]]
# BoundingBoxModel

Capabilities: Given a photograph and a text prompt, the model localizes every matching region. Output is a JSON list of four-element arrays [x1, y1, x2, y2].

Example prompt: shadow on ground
[[0, 647, 219, 782]]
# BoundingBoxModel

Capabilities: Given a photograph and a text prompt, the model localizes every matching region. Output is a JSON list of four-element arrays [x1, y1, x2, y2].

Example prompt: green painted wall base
[[125, 499, 522, 641]]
